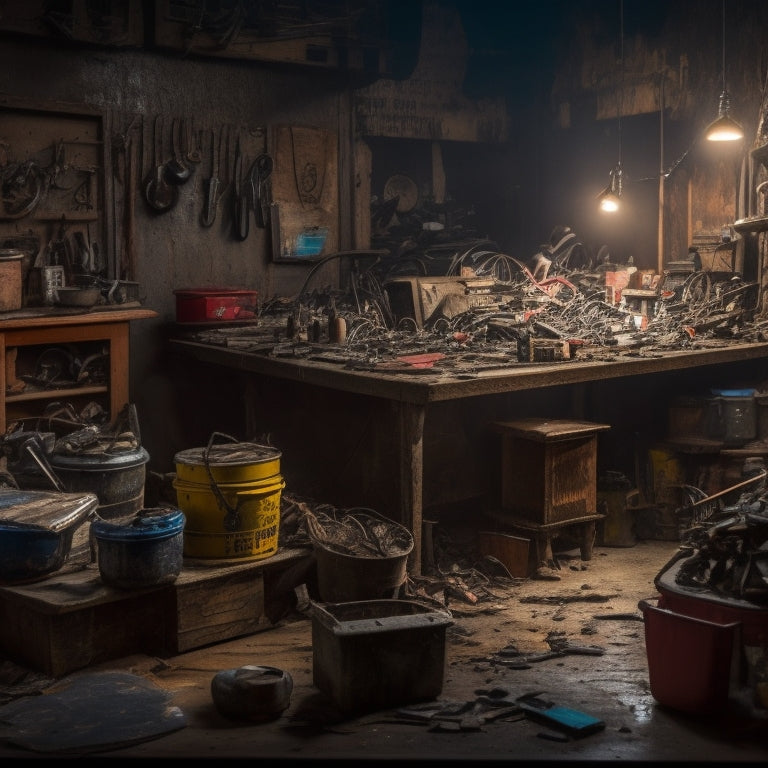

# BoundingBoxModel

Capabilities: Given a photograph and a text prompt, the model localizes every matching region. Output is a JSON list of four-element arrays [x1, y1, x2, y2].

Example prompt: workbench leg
[[398, 401, 424, 576], [580, 521, 597, 561]]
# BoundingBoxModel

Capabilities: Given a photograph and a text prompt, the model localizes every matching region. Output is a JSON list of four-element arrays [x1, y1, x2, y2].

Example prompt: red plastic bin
[[639, 597, 741, 714]]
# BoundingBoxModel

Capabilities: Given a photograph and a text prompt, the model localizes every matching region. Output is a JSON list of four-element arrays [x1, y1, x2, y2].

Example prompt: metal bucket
[[91, 507, 185, 589], [173, 434, 284, 561], [49, 446, 149, 520], [707, 389, 757, 446], [174, 433, 281, 485], [173, 476, 283, 560], [307, 508, 414, 602]]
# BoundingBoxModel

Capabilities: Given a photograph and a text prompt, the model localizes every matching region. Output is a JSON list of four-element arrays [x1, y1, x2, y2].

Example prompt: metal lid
[[91, 507, 185, 541], [0, 249, 24, 261], [174, 442, 281, 468], [0, 489, 99, 533], [50, 446, 150, 470]]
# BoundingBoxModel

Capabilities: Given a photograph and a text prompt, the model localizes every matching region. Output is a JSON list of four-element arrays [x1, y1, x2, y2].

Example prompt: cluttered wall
[[2, 0, 768, 485]]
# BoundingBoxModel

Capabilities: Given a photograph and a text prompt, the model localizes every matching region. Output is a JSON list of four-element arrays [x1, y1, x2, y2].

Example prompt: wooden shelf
[[0, 308, 157, 432], [7, 385, 107, 403]]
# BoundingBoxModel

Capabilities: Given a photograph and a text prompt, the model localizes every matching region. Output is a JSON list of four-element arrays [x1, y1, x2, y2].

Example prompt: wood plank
[[173, 570, 266, 653], [0, 547, 311, 676]]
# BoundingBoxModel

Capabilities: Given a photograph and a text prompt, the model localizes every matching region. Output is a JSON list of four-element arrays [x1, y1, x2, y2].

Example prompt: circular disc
[[383, 174, 418, 213]]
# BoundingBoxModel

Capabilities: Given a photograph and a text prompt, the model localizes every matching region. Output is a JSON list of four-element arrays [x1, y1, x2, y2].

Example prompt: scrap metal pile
[[183, 227, 767, 373], [674, 468, 768, 603]]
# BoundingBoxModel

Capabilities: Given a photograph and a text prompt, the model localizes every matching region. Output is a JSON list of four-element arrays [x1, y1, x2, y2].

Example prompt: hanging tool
[[201, 126, 226, 227], [164, 117, 191, 185], [73, 230, 93, 274], [144, 114, 178, 213], [251, 153, 273, 228], [233, 135, 249, 240], [186, 118, 203, 164]]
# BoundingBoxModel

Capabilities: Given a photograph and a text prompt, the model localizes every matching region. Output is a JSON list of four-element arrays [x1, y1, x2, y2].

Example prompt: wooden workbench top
[[0, 306, 157, 329], [169, 337, 768, 405]]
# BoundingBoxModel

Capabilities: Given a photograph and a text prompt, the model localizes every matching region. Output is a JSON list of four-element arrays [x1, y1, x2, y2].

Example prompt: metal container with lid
[[174, 432, 281, 485], [50, 445, 150, 520], [0, 488, 99, 584], [91, 506, 185, 589]]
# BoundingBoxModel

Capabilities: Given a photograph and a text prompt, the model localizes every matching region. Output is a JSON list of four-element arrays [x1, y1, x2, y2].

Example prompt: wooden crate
[[492, 418, 610, 525], [0, 570, 173, 677], [0, 548, 310, 677]]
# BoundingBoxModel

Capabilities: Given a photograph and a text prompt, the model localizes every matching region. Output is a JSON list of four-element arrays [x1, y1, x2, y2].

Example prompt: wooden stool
[[491, 418, 611, 569]]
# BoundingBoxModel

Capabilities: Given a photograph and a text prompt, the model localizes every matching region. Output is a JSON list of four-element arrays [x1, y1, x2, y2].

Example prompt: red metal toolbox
[[174, 288, 257, 322]]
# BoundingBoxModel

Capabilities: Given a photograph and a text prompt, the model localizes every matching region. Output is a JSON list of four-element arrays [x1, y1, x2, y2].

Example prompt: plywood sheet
[[269, 125, 338, 261]]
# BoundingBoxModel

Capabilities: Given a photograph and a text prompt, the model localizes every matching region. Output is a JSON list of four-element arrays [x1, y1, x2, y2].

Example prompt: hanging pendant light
[[705, 0, 743, 142], [598, 0, 625, 213], [598, 163, 623, 212]]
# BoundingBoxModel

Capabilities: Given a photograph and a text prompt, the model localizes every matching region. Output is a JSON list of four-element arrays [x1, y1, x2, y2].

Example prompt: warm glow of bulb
[[600, 196, 620, 212], [705, 115, 744, 142], [707, 127, 744, 141]]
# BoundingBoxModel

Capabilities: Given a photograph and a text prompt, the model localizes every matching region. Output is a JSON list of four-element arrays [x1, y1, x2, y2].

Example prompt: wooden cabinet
[[0, 309, 157, 433]]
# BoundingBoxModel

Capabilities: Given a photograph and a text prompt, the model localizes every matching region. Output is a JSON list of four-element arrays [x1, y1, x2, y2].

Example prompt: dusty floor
[[0, 534, 767, 762]]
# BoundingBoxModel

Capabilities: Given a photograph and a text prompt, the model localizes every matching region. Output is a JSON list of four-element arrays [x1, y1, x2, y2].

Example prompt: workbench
[[169, 337, 768, 574]]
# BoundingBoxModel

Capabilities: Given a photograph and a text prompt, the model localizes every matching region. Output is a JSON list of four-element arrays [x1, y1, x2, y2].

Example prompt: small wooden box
[[492, 418, 610, 526], [477, 531, 533, 577]]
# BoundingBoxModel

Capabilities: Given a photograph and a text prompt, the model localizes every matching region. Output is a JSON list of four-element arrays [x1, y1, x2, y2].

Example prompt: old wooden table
[[169, 337, 768, 574]]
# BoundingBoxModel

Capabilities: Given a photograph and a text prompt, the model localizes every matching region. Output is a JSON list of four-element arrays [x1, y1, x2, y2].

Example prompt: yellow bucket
[[174, 475, 285, 560], [173, 432, 282, 486]]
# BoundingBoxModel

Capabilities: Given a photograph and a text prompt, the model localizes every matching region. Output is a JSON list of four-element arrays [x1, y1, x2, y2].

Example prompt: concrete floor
[[0, 538, 766, 762]]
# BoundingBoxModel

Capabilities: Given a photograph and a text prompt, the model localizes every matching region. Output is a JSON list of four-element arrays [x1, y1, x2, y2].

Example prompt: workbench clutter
[[172, 433, 284, 561], [0, 401, 166, 582]]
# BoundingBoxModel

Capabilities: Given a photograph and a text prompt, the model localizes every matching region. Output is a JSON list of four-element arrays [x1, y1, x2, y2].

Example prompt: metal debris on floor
[[369, 687, 605, 740]]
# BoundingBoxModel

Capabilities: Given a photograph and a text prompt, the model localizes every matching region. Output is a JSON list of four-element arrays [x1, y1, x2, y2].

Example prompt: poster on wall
[[269, 125, 338, 263]]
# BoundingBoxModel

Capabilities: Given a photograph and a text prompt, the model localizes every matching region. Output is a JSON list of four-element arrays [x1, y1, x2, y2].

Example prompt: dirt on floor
[[0, 523, 767, 762]]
